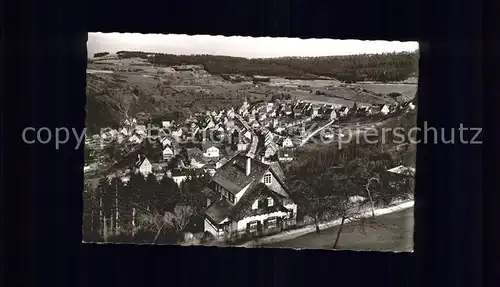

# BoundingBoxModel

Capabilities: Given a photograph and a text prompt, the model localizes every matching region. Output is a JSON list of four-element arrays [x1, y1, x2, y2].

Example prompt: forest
[[83, 173, 210, 244], [116, 50, 419, 82]]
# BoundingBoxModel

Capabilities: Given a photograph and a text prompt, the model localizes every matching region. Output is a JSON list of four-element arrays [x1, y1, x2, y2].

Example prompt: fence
[[210, 219, 297, 245]]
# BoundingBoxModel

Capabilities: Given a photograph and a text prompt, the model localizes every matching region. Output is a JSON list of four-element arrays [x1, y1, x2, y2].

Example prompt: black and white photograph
[[84, 32, 418, 251]]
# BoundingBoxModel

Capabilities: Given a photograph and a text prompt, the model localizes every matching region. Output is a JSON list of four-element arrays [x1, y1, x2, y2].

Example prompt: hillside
[[115, 50, 419, 82], [86, 51, 419, 133]]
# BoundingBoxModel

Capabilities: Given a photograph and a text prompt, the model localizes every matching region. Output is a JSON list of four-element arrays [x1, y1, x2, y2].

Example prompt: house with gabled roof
[[170, 168, 204, 186], [162, 146, 174, 160], [227, 109, 236, 119], [201, 154, 297, 238], [160, 136, 172, 147], [129, 134, 143, 144], [322, 108, 337, 120], [135, 154, 152, 177], [246, 113, 256, 123], [263, 130, 275, 146], [283, 105, 293, 116], [278, 148, 294, 162], [268, 107, 278, 118], [384, 165, 416, 193], [202, 142, 221, 158], [292, 106, 303, 118], [264, 142, 280, 158], [134, 125, 147, 136], [258, 112, 267, 122], [237, 136, 251, 152], [205, 118, 216, 130], [281, 136, 294, 148], [338, 106, 350, 117], [119, 127, 129, 136], [380, 104, 391, 115]]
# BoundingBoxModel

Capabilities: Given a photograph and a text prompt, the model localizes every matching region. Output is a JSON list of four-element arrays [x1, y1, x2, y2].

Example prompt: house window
[[228, 193, 234, 204], [252, 200, 258, 209], [263, 173, 272, 184], [267, 197, 274, 207], [266, 218, 277, 229], [248, 221, 258, 233]]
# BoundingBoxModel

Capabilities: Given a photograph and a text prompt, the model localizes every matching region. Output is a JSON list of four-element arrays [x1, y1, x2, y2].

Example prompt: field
[[264, 207, 414, 251], [352, 83, 418, 103], [86, 55, 417, 133]]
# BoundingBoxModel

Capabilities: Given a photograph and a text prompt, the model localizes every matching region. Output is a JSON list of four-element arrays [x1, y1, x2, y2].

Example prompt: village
[[84, 91, 417, 246]]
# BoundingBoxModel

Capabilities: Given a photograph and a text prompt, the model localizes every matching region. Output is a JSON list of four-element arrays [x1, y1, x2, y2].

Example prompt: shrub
[[200, 231, 215, 244]]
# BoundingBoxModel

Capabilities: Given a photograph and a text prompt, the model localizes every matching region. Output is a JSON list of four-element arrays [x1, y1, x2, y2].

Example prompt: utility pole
[[99, 196, 103, 238], [115, 178, 119, 234]]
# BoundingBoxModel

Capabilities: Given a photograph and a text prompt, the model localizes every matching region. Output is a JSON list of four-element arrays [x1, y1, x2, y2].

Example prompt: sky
[[88, 32, 419, 59]]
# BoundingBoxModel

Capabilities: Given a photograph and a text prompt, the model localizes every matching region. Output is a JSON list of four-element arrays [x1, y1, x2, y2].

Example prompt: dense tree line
[[93, 52, 110, 58], [83, 174, 209, 243], [116, 50, 419, 82]]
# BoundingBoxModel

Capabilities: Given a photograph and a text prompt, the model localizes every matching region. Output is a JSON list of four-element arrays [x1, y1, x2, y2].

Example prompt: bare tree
[[288, 150, 344, 233], [136, 208, 170, 243], [167, 205, 195, 232], [289, 145, 412, 249], [365, 176, 380, 218], [331, 191, 378, 249], [136, 205, 194, 243]]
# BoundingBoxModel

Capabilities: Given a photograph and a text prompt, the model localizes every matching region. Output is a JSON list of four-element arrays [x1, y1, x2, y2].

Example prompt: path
[[235, 114, 259, 158], [239, 200, 414, 249], [299, 119, 336, 147], [264, 206, 413, 251]]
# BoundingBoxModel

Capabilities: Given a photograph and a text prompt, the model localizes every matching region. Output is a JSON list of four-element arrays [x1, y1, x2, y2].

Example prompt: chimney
[[246, 157, 251, 176]]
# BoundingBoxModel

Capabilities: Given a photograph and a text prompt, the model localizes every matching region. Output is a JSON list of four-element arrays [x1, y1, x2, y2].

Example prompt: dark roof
[[202, 157, 219, 165], [211, 154, 270, 195], [201, 186, 219, 201], [201, 142, 219, 151], [205, 199, 233, 224], [186, 147, 203, 158], [217, 157, 229, 166], [228, 183, 289, 221], [135, 155, 149, 167], [278, 148, 294, 157], [268, 162, 286, 182], [171, 168, 204, 177]]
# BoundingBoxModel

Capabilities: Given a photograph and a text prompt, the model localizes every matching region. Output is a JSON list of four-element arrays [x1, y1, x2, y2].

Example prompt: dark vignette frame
[[3, 0, 484, 286]]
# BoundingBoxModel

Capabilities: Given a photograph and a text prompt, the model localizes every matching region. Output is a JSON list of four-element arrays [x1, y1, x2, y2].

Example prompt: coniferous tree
[[117, 182, 135, 231], [144, 173, 159, 210], [128, 172, 147, 211], [157, 176, 181, 212]]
